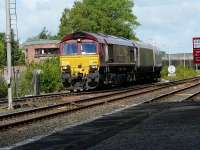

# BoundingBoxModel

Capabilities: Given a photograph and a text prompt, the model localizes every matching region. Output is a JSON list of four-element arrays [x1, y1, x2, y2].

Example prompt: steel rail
[[181, 89, 200, 102], [0, 77, 199, 106], [1, 77, 198, 121], [0, 84, 169, 121], [0, 77, 200, 130], [145, 81, 200, 103], [0, 82, 170, 106]]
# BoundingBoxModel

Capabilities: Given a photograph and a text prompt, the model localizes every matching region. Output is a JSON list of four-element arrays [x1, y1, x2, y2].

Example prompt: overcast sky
[[1, 0, 200, 53]]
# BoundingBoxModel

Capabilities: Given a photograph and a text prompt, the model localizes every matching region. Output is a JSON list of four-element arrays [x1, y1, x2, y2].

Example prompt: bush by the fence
[[0, 76, 7, 98], [40, 58, 63, 93], [161, 65, 198, 80], [18, 58, 63, 96]]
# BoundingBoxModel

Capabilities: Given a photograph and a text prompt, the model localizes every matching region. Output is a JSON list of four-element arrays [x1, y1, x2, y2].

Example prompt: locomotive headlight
[[90, 65, 97, 69], [62, 65, 71, 72], [63, 66, 68, 70], [77, 39, 81, 42]]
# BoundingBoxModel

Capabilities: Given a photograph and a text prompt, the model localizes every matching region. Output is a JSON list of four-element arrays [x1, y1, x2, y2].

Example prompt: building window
[[35, 48, 58, 58]]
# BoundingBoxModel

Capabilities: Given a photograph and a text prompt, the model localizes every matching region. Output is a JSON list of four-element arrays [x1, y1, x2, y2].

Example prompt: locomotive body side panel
[[139, 48, 154, 67], [154, 49, 163, 67], [107, 45, 135, 64], [98, 44, 136, 86], [134, 41, 162, 82]]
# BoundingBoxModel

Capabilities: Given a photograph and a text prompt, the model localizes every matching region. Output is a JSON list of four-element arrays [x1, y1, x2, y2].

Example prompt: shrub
[[40, 58, 63, 93], [0, 76, 7, 98], [18, 63, 36, 96], [161, 66, 168, 78], [161, 65, 198, 81], [18, 58, 63, 96]]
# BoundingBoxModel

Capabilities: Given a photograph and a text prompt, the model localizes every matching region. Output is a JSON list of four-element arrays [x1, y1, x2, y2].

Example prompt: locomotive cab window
[[81, 43, 97, 54], [63, 43, 77, 55]]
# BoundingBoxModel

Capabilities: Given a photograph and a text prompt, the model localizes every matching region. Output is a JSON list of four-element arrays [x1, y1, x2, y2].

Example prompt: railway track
[[0, 77, 200, 130], [0, 77, 199, 107], [145, 80, 200, 103], [0, 82, 174, 107]]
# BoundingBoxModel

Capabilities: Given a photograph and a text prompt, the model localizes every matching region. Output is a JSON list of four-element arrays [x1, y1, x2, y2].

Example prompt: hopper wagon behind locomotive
[[59, 32, 162, 90]]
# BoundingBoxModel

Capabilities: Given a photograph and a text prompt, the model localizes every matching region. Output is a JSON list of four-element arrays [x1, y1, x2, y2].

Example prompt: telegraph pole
[[5, 0, 13, 109]]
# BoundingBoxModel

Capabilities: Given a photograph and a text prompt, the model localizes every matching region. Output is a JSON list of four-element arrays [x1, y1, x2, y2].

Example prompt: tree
[[0, 32, 25, 67], [58, 0, 140, 39], [58, 9, 73, 38], [27, 27, 58, 41], [39, 27, 49, 39], [0, 33, 6, 68], [10, 30, 25, 65]]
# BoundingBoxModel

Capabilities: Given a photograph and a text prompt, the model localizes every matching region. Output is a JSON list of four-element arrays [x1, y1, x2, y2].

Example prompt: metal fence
[[162, 53, 198, 69]]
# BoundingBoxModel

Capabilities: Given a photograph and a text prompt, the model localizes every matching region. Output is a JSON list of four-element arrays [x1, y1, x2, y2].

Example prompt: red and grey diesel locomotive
[[59, 32, 162, 90]]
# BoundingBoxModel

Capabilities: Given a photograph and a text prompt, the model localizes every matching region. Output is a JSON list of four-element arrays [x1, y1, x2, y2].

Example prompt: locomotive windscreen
[[63, 43, 78, 55], [81, 43, 97, 54], [62, 42, 97, 55]]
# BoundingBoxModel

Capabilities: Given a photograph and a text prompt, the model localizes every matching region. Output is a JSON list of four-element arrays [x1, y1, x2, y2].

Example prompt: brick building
[[23, 40, 60, 63]]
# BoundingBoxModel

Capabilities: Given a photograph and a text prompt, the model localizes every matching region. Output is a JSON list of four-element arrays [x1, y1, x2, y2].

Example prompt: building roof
[[61, 31, 135, 47], [23, 40, 60, 46]]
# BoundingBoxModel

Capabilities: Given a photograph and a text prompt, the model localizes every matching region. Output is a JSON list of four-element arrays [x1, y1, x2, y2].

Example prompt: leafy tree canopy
[[58, 0, 140, 40]]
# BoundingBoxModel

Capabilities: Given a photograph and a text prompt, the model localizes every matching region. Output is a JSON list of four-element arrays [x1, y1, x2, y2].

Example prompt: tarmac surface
[[11, 100, 200, 150]]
